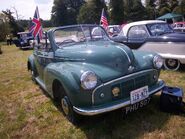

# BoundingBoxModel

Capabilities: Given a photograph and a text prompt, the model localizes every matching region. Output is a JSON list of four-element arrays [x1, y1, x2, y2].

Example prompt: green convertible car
[[27, 24, 165, 123]]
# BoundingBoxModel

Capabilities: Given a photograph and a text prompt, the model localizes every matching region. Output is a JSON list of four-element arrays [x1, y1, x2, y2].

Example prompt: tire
[[164, 59, 180, 71], [56, 84, 80, 124], [30, 67, 37, 83]]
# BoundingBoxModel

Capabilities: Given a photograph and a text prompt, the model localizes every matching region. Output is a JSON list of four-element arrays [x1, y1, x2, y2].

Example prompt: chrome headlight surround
[[153, 55, 163, 69], [80, 71, 98, 90]]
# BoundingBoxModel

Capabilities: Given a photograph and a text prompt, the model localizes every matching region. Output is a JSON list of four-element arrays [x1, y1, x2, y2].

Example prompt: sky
[[0, 0, 53, 20]]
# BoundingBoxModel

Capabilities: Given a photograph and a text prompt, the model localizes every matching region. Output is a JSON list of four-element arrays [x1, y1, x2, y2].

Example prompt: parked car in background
[[13, 32, 34, 49], [27, 24, 165, 124], [112, 20, 185, 70], [172, 22, 185, 32], [107, 25, 121, 37]]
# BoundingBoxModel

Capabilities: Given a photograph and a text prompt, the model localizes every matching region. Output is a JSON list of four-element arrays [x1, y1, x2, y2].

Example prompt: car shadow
[[38, 87, 182, 138], [74, 95, 173, 138], [179, 64, 185, 72]]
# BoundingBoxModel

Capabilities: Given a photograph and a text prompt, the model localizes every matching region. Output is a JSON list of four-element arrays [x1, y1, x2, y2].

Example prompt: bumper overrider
[[73, 79, 165, 116]]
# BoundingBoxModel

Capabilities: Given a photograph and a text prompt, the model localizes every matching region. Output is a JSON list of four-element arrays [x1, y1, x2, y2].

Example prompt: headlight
[[153, 55, 163, 69], [80, 71, 97, 90]]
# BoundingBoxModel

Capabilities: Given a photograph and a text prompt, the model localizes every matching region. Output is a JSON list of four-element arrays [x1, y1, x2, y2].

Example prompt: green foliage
[[145, 0, 158, 19], [158, 0, 169, 10], [168, 0, 179, 11], [77, 3, 97, 24], [40, 19, 53, 28], [16, 20, 30, 29], [77, 0, 106, 24], [159, 6, 171, 16], [0, 22, 10, 41], [124, 0, 147, 22], [2, 10, 24, 36], [109, 0, 124, 24], [51, 0, 68, 26], [145, 0, 185, 20], [51, 0, 84, 26], [179, 0, 185, 15], [146, 0, 156, 7]]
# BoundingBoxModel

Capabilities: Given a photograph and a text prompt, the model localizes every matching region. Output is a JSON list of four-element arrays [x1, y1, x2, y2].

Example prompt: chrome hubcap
[[167, 59, 176, 67], [61, 98, 69, 115], [164, 59, 180, 71]]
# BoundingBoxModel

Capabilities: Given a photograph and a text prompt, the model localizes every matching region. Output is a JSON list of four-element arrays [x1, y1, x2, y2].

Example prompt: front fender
[[27, 54, 36, 71], [132, 50, 157, 70], [44, 62, 93, 107]]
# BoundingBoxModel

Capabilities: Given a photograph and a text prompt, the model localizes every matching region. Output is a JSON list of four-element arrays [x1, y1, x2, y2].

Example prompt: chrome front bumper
[[73, 80, 165, 116]]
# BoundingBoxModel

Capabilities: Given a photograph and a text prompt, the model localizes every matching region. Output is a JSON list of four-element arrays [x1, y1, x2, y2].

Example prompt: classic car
[[27, 24, 165, 124], [112, 20, 185, 70], [13, 32, 34, 49], [173, 22, 185, 32], [107, 25, 121, 37]]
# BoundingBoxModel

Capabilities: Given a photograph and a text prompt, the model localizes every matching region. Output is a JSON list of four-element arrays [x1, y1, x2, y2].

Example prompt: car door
[[34, 39, 53, 81], [127, 25, 149, 49]]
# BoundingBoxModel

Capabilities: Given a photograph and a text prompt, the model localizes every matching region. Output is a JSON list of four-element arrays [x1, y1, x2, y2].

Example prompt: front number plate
[[130, 86, 148, 104]]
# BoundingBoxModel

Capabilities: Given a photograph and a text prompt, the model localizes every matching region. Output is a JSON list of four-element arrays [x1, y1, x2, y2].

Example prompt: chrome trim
[[116, 46, 131, 64], [92, 69, 157, 104], [159, 53, 185, 59], [74, 80, 165, 116], [35, 77, 47, 92], [92, 84, 104, 104]]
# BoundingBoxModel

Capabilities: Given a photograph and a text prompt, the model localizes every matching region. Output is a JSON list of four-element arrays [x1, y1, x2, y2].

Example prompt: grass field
[[0, 45, 185, 139]]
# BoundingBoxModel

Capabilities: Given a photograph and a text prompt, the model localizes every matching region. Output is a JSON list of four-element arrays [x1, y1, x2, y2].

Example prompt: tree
[[51, 0, 68, 26], [180, 0, 185, 14], [157, 0, 171, 16], [77, 0, 107, 24], [145, 0, 158, 19], [109, 0, 124, 24], [2, 9, 24, 36], [0, 21, 10, 41], [51, 0, 85, 26], [0, 13, 10, 41], [159, 6, 171, 16], [168, 0, 179, 11], [124, 0, 147, 22]]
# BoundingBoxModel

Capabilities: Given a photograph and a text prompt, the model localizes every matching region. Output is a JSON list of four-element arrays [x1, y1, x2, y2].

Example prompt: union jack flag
[[29, 6, 43, 40], [100, 8, 108, 29]]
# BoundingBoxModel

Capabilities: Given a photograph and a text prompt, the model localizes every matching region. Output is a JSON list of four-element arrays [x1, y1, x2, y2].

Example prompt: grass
[[0, 45, 185, 139]]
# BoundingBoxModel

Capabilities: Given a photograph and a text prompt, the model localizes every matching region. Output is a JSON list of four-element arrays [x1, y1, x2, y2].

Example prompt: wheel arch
[[45, 68, 80, 106], [52, 79, 64, 100], [27, 61, 31, 71], [27, 54, 35, 71], [45, 62, 93, 107]]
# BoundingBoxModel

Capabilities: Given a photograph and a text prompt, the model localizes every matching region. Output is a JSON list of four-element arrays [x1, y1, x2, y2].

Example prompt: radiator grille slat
[[120, 74, 151, 99]]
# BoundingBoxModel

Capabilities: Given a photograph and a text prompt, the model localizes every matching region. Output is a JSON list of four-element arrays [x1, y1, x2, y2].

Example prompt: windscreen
[[147, 23, 174, 36], [53, 25, 109, 48]]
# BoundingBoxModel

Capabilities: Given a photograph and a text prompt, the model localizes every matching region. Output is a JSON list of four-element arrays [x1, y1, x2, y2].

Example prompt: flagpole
[[37, 35, 40, 44], [100, 8, 104, 25]]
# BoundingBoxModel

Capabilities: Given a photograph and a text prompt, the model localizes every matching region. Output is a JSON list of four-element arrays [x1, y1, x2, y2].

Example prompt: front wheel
[[164, 59, 180, 71], [61, 96, 80, 124], [30, 68, 37, 82], [56, 85, 80, 124]]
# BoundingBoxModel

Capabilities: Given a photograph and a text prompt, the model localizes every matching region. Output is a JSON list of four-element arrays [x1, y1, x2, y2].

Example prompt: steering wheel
[[58, 39, 76, 46]]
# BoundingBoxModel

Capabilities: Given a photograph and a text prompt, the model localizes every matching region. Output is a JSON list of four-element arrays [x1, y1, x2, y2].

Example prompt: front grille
[[92, 69, 158, 105], [120, 74, 151, 99]]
